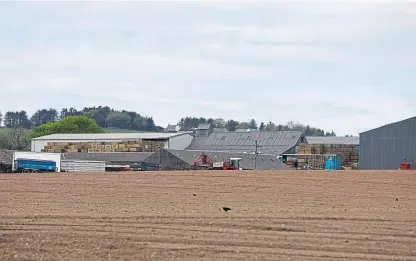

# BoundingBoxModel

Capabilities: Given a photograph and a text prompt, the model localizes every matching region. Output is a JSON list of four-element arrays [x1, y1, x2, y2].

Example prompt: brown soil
[[0, 170, 415, 260]]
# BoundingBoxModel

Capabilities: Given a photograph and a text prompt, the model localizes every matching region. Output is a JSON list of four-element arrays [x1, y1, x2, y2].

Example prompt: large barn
[[144, 148, 289, 170], [187, 130, 303, 156], [359, 116, 416, 169], [31, 132, 194, 153]]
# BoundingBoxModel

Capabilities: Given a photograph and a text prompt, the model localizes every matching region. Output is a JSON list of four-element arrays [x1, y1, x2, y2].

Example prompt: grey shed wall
[[359, 117, 416, 169], [145, 149, 192, 170]]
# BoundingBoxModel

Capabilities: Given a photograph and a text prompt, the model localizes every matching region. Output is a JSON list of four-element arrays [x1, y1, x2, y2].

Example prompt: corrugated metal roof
[[187, 131, 302, 155], [197, 123, 212, 130], [164, 149, 289, 170], [359, 116, 416, 134], [234, 129, 260, 132], [305, 136, 359, 145], [62, 152, 153, 163], [33, 132, 192, 140]]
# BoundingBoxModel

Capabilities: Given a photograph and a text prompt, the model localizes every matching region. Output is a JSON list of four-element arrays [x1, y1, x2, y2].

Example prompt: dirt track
[[0, 170, 415, 260]]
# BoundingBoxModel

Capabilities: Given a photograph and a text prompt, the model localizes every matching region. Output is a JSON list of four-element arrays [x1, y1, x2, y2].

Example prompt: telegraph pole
[[254, 140, 259, 169]]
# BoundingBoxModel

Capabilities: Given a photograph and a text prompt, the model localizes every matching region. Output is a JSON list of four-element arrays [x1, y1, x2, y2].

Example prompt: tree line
[[178, 117, 336, 136], [0, 106, 159, 132], [0, 107, 336, 137]]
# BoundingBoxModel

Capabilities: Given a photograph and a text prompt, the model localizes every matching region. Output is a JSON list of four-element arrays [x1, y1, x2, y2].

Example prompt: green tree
[[249, 119, 258, 129], [178, 117, 200, 131], [226, 120, 239, 131], [265, 121, 276, 131], [237, 122, 250, 129], [83, 109, 108, 127], [31, 116, 103, 138], [213, 118, 226, 129], [259, 122, 265, 131], [4, 111, 30, 128], [4, 128, 31, 150], [30, 108, 58, 127], [60, 107, 83, 119], [106, 111, 131, 129], [0, 111, 3, 127]]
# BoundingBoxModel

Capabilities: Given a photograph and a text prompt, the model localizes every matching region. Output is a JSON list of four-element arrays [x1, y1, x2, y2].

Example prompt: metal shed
[[359, 116, 416, 169], [31, 132, 194, 152], [145, 148, 289, 170]]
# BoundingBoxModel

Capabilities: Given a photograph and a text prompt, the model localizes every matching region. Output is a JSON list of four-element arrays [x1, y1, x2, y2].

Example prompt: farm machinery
[[193, 152, 241, 170], [399, 159, 412, 170]]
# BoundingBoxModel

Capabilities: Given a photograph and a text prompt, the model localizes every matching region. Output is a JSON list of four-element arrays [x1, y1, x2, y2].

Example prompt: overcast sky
[[0, 1, 415, 135]]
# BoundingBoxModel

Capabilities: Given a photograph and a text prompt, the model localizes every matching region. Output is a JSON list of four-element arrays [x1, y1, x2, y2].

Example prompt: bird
[[222, 207, 232, 212]]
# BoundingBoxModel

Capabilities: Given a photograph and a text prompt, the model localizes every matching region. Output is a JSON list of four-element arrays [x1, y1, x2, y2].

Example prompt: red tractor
[[400, 159, 411, 170], [193, 152, 214, 169], [193, 152, 241, 170], [221, 158, 241, 170]]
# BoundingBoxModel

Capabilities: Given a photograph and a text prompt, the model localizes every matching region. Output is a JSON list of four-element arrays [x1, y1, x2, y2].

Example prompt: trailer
[[130, 162, 160, 171], [13, 158, 57, 173], [12, 151, 61, 172]]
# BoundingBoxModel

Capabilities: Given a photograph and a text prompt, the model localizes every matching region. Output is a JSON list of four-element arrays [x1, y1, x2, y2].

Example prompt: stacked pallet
[[42, 140, 165, 153], [297, 144, 310, 167], [324, 144, 357, 167], [350, 151, 359, 169], [297, 143, 359, 168], [297, 144, 324, 168]]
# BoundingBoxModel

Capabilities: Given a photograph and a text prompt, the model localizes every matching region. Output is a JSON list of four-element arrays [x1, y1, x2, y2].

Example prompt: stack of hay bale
[[350, 151, 359, 169], [42, 140, 165, 153], [297, 143, 358, 168], [297, 144, 325, 169], [297, 143, 311, 167]]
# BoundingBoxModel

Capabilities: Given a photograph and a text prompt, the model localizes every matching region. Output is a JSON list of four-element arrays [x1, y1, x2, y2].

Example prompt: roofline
[[359, 116, 416, 134], [305, 136, 359, 138], [168, 148, 277, 156], [32, 132, 192, 140]]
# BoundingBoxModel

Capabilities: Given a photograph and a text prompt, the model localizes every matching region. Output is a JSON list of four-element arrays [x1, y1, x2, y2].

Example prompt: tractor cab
[[228, 158, 242, 170]]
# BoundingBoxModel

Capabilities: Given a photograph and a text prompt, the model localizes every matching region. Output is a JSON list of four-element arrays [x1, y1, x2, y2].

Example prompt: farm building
[[144, 148, 289, 170], [359, 116, 416, 169], [164, 124, 180, 133], [187, 131, 303, 155], [195, 123, 213, 137], [31, 132, 194, 153]]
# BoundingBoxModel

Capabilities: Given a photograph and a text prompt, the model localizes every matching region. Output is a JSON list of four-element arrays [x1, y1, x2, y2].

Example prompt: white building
[[31, 132, 194, 153]]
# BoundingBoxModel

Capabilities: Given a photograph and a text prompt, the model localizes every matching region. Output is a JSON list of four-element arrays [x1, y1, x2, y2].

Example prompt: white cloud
[[0, 1, 415, 135]]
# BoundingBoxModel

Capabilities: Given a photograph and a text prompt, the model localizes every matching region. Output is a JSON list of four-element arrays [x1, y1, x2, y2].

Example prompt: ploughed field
[[0, 170, 415, 261]]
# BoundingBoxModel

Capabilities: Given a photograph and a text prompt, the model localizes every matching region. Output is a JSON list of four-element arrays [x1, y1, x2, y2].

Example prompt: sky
[[0, 1, 415, 136]]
